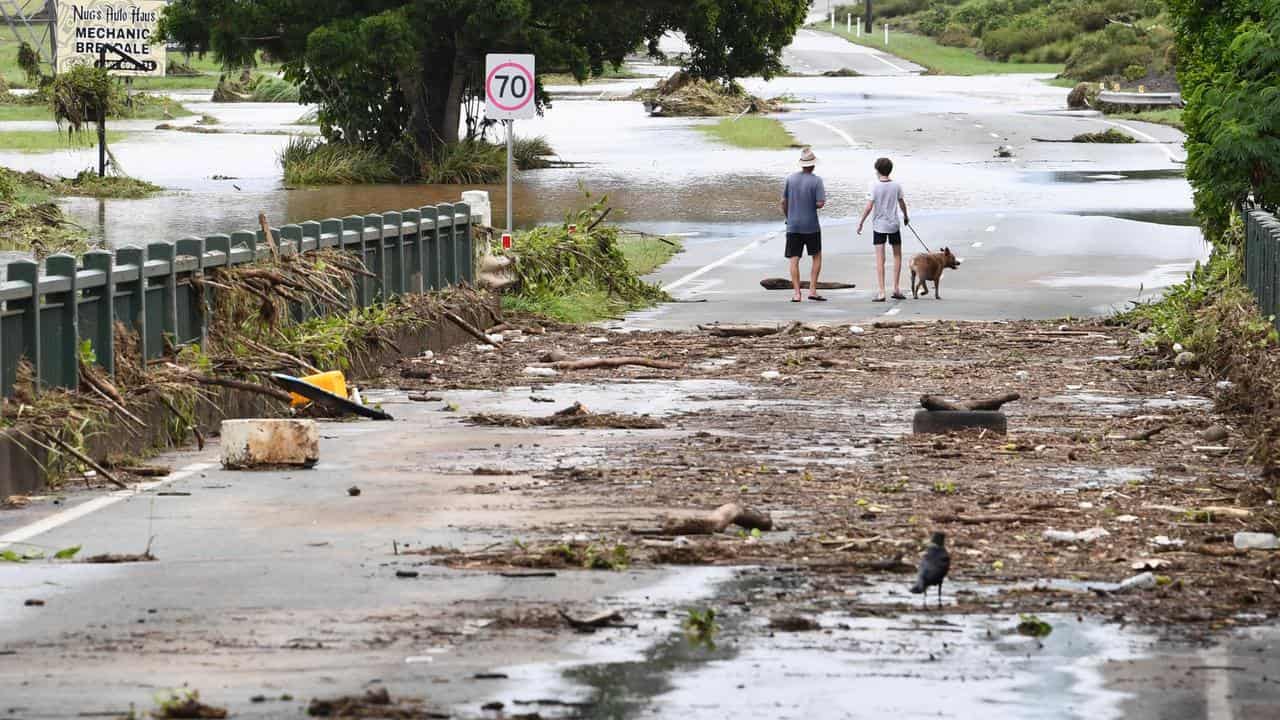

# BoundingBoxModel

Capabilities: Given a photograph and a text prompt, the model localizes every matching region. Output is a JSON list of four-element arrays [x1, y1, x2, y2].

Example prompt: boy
[[856, 157, 910, 302], [780, 147, 827, 302]]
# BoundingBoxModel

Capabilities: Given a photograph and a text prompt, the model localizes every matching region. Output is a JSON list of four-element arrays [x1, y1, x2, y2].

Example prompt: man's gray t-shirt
[[870, 179, 904, 234], [783, 172, 826, 234]]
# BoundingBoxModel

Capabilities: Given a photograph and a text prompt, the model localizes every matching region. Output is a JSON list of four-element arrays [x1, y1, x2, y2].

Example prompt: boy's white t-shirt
[[869, 179, 904, 234]]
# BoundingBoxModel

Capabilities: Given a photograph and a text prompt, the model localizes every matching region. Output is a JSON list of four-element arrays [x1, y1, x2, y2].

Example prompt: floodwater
[[481, 567, 1280, 719]]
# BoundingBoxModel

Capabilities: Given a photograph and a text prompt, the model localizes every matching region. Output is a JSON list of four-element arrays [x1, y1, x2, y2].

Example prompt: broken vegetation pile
[[498, 198, 670, 322], [212, 70, 301, 103], [0, 167, 90, 255], [632, 71, 784, 117]]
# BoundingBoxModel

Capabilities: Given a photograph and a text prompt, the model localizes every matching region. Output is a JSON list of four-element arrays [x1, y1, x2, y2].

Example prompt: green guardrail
[[0, 201, 475, 398], [1244, 208, 1280, 332]]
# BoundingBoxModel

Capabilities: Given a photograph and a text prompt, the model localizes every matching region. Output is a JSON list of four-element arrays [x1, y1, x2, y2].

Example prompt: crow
[[909, 531, 950, 609]]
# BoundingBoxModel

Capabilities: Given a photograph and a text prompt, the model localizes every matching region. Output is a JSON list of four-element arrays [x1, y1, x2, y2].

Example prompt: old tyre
[[912, 410, 1007, 435]]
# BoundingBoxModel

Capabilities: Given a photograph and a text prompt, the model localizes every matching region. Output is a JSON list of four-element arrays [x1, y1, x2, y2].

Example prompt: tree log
[[931, 513, 1043, 524], [656, 503, 773, 535], [920, 393, 1020, 412], [699, 323, 795, 338]]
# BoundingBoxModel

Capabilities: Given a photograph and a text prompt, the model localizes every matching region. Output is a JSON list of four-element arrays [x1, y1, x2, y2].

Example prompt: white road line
[[0, 462, 216, 549], [865, 51, 909, 74], [1097, 118, 1183, 163], [662, 235, 773, 292], [805, 119, 858, 148], [1201, 643, 1234, 720]]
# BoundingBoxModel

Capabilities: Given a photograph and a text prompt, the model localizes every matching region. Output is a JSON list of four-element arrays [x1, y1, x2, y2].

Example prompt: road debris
[[220, 419, 320, 469], [768, 615, 821, 632], [1043, 528, 1110, 544], [1234, 532, 1279, 550], [466, 402, 663, 430]]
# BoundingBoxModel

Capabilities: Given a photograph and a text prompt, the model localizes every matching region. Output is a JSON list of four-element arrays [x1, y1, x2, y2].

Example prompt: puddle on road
[[471, 569, 1177, 720]]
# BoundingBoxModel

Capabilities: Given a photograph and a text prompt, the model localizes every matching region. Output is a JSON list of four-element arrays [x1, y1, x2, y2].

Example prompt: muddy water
[[483, 567, 1280, 719]]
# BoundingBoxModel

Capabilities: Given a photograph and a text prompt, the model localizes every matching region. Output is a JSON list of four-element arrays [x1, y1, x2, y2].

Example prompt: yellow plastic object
[[289, 370, 347, 407]]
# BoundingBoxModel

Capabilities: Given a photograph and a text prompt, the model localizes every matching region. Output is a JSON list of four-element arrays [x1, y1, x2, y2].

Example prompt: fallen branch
[[41, 432, 126, 490], [259, 211, 280, 262], [546, 357, 680, 371], [920, 393, 1020, 412], [699, 323, 797, 338], [158, 394, 206, 451], [169, 366, 292, 403], [445, 311, 499, 347]]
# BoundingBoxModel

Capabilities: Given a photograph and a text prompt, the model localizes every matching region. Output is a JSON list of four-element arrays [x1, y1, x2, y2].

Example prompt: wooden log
[[656, 503, 773, 535], [445, 311, 499, 347], [41, 432, 127, 490], [258, 211, 280, 262], [920, 393, 1020, 412], [699, 324, 789, 338], [173, 368, 293, 403]]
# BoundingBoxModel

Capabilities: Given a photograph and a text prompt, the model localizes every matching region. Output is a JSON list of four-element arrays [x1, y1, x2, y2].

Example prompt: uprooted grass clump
[[498, 197, 670, 322], [212, 71, 300, 103], [0, 167, 90, 255], [1071, 128, 1137, 143]]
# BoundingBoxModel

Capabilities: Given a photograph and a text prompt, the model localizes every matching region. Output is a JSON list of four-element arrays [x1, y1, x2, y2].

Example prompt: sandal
[[790, 297, 802, 303], [808, 295, 828, 302], [872, 296, 886, 302], [891, 292, 906, 300]]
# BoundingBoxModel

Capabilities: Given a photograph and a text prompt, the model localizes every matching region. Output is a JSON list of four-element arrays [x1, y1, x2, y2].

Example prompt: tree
[[161, 0, 807, 160], [1167, 0, 1280, 239]]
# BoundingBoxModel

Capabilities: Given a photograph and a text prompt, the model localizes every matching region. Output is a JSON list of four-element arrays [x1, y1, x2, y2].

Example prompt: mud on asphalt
[[383, 316, 1280, 631]]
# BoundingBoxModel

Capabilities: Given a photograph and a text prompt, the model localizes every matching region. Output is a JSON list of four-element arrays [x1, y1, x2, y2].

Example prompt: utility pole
[[864, 0, 873, 39]]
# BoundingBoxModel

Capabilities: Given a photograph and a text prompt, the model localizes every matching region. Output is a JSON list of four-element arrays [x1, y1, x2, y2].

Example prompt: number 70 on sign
[[485, 54, 536, 120]]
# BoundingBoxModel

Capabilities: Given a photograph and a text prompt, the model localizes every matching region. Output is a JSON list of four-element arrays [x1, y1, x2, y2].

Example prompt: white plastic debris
[[760, 370, 782, 380], [1078, 502, 1094, 509], [350, 387, 363, 405], [420, 350, 435, 360], [1131, 558, 1170, 571], [800, 336, 817, 343], [474, 344, 496, 353], [1066, 384, 1083, 391], [589, 337, 609, 344], [1216, 380, 1234, 390], [523, 366, 558, 377], [486, 333, 504, 344], [1115, 514, 1139, 523], [1149, 535, 1185, 548], [1043, 527, 1110, 544], [1114, 572, 1157, 593], [849, 325, 865, 335], [893, 335, 904, 345], [1015, 370, 1030, 381], [1172, 342, 1184, 353], [1058, 324, 1070, 332], [1233, 532, 1279, 550]]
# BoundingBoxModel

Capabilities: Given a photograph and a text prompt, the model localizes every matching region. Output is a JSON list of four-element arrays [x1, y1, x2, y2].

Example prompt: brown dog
[[910, 247, 960, 300]]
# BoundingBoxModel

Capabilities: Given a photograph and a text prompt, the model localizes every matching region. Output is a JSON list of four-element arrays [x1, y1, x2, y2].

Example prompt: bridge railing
[[1245, 208, 1280, 332], [0, 201, 475, 398]]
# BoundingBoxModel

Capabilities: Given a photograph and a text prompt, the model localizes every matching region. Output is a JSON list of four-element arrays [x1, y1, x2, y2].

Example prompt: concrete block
[[221, 419, 319, 470]]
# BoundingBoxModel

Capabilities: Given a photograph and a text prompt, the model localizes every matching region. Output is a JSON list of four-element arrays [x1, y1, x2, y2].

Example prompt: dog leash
[[906, 223, 933, 253]]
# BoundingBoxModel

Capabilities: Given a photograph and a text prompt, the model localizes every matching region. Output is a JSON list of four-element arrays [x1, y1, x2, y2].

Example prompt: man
[[780, 147, 827, 302]]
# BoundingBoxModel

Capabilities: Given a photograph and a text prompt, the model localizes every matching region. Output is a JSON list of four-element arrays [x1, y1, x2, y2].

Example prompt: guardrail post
[[300, 221, 321, 253], [44, 254, 79, 389], [403, 209, 422, 293], [231, 230, 257, 265], [364, 213, 386, 301], [342, 216, 366, 305], [82, 250, 115, 376], [455, 202, 473, 284], [320, 219, 341, 250], [280, 224, 302, 258], [7, 260, 40, 394], [115, 247, 147, 365], [436, 204, 456, 286], [420, 206, 440, 290], [176, 237, 207, 347], [148, 242, 178, 355], [383, 211, 404, 297]]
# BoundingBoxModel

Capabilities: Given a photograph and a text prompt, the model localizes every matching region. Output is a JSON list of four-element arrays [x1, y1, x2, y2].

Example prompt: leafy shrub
[[279, 136, 397, 185]]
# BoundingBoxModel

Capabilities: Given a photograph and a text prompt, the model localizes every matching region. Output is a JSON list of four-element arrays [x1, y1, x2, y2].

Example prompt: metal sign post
[[484, 54, 536, 234]]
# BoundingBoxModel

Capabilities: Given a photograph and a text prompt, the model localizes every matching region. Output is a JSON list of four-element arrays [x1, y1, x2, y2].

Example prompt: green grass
[[697, 116, 798, 149], [817, 27, 1063, 76], [619, 234, 682, 276], [541, 65, 651, 85], [0, 103, 51, 121], [0, 96, 193, 122], [1108, 108, 1184, 131], [1041, 77, 1078, 88], [0, 130, 127, 152]]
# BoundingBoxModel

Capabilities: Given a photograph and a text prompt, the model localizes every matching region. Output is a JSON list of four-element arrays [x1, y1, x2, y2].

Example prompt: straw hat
[[799, 147, 817, 167]]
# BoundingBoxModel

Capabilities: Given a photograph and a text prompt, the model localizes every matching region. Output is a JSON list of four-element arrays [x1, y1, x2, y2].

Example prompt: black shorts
[[873, 231, 902, 246], [785, 231, 822, 258]]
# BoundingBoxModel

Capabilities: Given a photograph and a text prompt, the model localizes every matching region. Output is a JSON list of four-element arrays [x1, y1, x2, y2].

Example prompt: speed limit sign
[[485, 54, 536, 120]]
